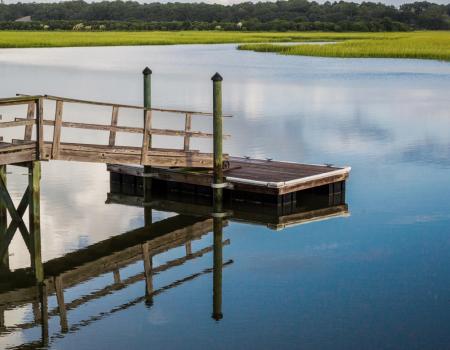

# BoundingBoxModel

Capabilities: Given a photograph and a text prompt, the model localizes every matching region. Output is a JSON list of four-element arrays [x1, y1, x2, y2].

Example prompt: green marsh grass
[[0, 31, 448, 62], [238, 31, 450, 62]]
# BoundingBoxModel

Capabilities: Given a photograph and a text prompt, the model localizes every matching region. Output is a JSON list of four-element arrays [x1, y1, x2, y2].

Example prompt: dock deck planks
[[108, 157, 351, 196]]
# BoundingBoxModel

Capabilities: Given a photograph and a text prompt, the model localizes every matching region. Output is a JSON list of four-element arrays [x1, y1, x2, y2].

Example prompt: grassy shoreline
[[0, 31, 448, 62], [0, 31, 367, 48], [238, 31, 450, 62]]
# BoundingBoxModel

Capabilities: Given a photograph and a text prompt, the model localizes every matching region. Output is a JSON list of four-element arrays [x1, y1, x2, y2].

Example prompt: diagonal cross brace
[[0, 176, 31, 260]]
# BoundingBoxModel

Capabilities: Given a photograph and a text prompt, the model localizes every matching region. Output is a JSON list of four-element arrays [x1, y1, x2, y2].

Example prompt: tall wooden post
[[212, 216, 223, 321], [0, 165, 9, 273], [39, 281, 49, 346], [143, 67, 152, 227], [29, 161, 43, 282], [211, 73, 224, 212]]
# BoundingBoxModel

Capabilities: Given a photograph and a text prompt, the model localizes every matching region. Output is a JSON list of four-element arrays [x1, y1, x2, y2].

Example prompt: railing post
[[143, 67, 152, 227], [211, 73, 224, 212]]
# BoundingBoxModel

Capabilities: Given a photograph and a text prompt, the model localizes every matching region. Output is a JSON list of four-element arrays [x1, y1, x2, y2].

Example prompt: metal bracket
[[211, 182, 228, 189]]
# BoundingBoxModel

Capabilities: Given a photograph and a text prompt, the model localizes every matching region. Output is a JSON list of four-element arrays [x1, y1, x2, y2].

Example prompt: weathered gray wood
[[24, 102, 35, 140], [51, 100, 63, 159], [42, 146, 214, 168], [54, 275, 68, 333], [15, 118, 229, 139], [108, 106, 119, 146], [142, 109, 151, 164], [0, 119, 35, 128], [0, 149, 36, 166], [184, 113, 192, 151], [43, 94, 232, 117], [37, 98, 44, 159]]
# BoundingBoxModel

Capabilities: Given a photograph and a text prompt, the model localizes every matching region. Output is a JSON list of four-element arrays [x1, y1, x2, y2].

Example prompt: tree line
[[0, 0, 449, 32]]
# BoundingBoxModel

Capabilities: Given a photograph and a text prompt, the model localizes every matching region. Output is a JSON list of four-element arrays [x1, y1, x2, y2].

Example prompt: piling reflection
[[0, 173, 348, 349]]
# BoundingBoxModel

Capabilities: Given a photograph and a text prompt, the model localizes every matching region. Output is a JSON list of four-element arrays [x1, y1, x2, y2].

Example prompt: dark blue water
[[0, 44, 449, 349]]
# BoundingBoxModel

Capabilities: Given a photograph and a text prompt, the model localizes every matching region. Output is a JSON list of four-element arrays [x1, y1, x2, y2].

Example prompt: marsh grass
[[238, 31, 450, 62], [0, 31, 448, 62], [0, 31, 358, 48]]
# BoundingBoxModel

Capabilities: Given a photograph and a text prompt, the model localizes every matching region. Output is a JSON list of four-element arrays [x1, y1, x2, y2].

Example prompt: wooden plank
[[0, 120, 35, 128], [24, 102, 35, 140], [51, 100, 63, 159], [0, 96, 41, 104], [108, 106, 119, 146], [42, 141, 202, 156], [43, 94, 231, 117], [41, 145, 214, 168], [184, 113, 192, 151], [0, 149, 36, 166], [15, 118, 229, 139], [141, 110, 152, 165]]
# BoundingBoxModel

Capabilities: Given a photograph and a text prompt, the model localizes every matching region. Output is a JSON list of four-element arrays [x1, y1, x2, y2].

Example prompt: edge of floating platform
[[108, 156, 351, 197]]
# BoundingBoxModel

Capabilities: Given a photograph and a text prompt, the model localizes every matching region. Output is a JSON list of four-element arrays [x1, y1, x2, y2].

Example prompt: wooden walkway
[[0, 95, 227, 168]]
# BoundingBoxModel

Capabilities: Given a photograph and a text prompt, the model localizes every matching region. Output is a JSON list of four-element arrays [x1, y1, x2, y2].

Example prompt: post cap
[[143, 67, 152, 75], [211, 72, 223, 82]]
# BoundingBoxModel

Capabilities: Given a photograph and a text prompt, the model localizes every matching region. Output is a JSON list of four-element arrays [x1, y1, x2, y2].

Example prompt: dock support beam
[[0, 165, 9, 273], [212, 73, 224, 212], [29, 161, 43, 283], [143, 67, 152, 227]]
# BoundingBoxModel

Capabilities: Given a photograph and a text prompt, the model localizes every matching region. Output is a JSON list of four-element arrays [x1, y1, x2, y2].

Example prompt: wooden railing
[[0, 95, 229, 167]]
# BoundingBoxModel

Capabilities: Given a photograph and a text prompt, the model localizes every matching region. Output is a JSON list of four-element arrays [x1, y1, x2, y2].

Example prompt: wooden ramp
[[0, 95, 227, 167]]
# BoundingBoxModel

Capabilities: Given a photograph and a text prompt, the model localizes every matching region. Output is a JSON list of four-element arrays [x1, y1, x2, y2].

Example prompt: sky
[[2, 0, 450, 6]]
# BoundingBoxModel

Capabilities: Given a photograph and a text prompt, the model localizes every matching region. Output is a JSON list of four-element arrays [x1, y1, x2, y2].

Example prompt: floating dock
[[108, 157, 351, 206]]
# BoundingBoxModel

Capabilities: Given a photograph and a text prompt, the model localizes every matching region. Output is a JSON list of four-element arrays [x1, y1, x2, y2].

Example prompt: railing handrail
[[0, 96, 41, 105], [9, 94, 232, 118]]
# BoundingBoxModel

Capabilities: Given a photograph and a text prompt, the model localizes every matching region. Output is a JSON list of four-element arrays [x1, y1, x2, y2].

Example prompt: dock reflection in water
[[0, 176, 348, 349]]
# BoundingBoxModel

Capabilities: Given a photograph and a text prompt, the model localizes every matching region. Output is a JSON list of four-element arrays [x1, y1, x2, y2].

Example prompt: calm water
[[0, 44, 449, 349]]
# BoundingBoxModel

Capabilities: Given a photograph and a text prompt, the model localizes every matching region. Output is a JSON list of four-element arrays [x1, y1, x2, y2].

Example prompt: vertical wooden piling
[[54, 275, 68, 333], [211, 73, 224, 212], [0, 164, 8, 272], [143, 67, 153, 227], [29, 161, 43, 283], [39, 281, 49, 346], [212, 216, 223, 321], [142, 242, 153, 306]]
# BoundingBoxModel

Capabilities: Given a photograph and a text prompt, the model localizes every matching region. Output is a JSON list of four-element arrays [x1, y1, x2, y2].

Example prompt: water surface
[[0, 44, 449, 349]]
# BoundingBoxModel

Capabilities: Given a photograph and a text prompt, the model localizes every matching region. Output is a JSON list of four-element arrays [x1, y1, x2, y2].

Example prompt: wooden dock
[[0, 69, 351, 290], [108, 157, 350, 204], [0, 95, 226, 168]]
